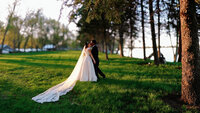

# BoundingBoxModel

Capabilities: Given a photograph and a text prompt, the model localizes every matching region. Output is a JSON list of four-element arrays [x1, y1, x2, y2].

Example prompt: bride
[[32, 42, 97, 103]]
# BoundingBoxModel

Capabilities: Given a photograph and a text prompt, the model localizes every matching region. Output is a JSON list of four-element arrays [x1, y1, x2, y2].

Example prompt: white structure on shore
[[43, 44, 55, 51], [0, 45, 13, 53]]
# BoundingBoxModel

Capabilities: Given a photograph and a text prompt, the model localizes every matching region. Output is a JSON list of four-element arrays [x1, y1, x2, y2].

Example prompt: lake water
[[6, 47, 176, 62], [123, 48, 176, 62]]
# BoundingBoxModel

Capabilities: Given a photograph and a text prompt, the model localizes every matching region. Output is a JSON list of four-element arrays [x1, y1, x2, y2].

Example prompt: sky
[[0, 0, 177, 48], [0, 0, 78, 34]]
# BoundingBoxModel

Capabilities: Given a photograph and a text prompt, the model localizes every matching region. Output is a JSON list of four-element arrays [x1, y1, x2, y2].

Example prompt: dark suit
[[91, 45, 105, 79]]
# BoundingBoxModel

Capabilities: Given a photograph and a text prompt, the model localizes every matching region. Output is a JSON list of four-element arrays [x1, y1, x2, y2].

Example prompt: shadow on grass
[[101, 78, 180, 92], [0, 59, 74, 69], [100, 57, 152, 65], [23, 56, 78, 63], [103, 68, 180, 80], [4, 51, 63, 56]]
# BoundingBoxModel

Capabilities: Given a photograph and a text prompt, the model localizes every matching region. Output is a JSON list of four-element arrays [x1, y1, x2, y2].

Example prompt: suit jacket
[[91, 45, 99, 66]]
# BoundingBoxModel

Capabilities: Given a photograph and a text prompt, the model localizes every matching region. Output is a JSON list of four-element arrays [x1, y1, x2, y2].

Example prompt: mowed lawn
[[0, 50, 192, 113]]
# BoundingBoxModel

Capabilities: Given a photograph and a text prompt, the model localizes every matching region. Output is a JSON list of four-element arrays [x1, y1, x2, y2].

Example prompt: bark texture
[[149, 0, 159, 65], [157, 0, 161, 58], [119, 24, 124, 57], [141, 0, 146, 60], [180, 0, 200, 105]]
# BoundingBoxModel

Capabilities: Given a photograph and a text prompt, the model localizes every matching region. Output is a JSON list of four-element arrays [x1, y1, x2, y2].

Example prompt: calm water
[[6, 48, 175, 62], [123, 48, 176, 62]]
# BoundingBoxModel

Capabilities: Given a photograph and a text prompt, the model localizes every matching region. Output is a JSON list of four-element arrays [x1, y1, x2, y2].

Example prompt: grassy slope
[[0, 51, 193, 113]]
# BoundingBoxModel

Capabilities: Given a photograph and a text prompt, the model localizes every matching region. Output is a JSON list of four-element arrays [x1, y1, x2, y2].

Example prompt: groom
[[90, 40, 106, 80]]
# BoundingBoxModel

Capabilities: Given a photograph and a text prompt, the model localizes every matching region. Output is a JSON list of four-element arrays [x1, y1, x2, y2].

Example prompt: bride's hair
[[85, 42, 88, 48]]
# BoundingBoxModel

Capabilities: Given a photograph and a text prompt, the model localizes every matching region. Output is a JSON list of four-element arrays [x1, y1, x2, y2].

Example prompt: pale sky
[[0, 0, 177, 48], [0, 0, 78, 34]]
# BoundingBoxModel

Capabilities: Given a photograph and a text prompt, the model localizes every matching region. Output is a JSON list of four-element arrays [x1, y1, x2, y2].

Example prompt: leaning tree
[[0, 0, 18, 54]]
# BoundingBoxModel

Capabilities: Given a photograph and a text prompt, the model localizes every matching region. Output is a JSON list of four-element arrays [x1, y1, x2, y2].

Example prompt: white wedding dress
[[32, 46, 97, 103]]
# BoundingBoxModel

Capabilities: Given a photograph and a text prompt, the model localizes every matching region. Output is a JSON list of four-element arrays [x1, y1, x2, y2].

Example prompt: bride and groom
[[32, 40, 106, 103]]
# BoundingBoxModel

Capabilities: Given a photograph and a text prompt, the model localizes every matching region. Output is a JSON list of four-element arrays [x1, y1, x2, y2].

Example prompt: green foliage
[[0, 51, 197, 112], [0, 9, 73, 51], [67, 0, 139, 58]]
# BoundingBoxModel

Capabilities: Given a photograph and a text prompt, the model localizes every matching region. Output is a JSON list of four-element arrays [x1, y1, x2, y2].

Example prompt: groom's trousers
[[94, 64, 105, 79]]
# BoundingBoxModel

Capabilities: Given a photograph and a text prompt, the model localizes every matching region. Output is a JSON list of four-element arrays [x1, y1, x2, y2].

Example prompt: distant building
[[43, 44, 55, 51], [0, 45, 13, 53]]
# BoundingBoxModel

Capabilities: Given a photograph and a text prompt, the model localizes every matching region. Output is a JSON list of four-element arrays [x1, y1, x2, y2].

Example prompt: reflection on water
[[123, 48, 176, 62]]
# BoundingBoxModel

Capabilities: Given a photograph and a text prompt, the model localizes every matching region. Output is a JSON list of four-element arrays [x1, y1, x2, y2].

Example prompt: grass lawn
[[0, 51, 197, 113]]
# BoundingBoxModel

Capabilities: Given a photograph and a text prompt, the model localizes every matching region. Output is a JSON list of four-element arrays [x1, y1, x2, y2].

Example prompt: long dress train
[[32, 47, 97, 103]]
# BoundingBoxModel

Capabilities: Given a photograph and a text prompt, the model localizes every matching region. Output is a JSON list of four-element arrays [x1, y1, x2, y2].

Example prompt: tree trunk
[[104, 28, 109, 60], [101, 40, 104, 53], [17, 30, 21, 52], [17, 24, 23, 52], [110, 45, 113, 54], [109, 39, 113, 55], [180, 0, 200, 105], [130, 21, 133, 58], [17, 41, 21, 52], [157, 0, 161, 58], [112, 36, 115, 54], [104, 41, 109, 60], [141, 0, 146, 60], [119, 24, 124, 57], [130, 40, 133, 58], [13, 38, 16, 52], [0, 1, 17, 54], [119, 32, 124, 57], [31, 35, 33, 52], [149, 0, 159, 65], [24, 36, 30, 52], [1, 28, 9, 53]]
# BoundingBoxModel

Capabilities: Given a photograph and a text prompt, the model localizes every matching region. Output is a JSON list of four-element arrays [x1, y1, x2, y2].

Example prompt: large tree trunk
[[180, 0, 200, 105], [141, 0, 146, 60], [149, 0, 159, 65], [157, 0, 161, 58]]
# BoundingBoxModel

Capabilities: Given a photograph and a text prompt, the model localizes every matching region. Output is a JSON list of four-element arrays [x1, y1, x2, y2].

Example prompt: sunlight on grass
[[0, 51, 193, 113]]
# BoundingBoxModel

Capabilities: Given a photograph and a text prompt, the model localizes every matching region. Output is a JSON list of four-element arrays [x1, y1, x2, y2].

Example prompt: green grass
[[0, 50, 195, 113]]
